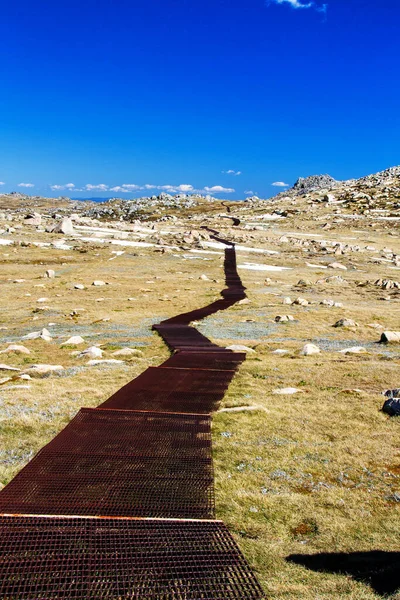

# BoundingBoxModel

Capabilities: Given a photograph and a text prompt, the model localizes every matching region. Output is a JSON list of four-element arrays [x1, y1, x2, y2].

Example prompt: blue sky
[[0, 0, 399, 199]]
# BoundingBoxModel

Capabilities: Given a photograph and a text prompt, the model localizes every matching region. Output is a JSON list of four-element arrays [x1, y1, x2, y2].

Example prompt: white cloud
[[85, 184, 109, 191], [245, 190, 255, 195], [18, 183, 34, 188], [50, 183, 75, 191], [143, 183, 195, 193], [109, 186, 130, 193], [272, 181, 290, 187], [121, 184, 142, 191], [0, 181, 5, 185], [204, 186, 235, 194], [222, 170, 242, 176], [175, 184, 194, 192], [267, 0, 327, 13]]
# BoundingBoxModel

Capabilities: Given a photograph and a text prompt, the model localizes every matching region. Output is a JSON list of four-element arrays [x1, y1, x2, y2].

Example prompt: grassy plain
[[0, 211, 399, 599]]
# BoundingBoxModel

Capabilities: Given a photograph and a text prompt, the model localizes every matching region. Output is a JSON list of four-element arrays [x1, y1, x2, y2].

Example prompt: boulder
[[382, 398, 400, 417], [78, 346, 103, 359], [380, 331, 400, 343], [0, 344, 30, 355], [24, 212, 42, 226], [23, 328, 53, 341], [24, 364, 64, 377], [275, 315, 295, 323], [52, 217, 74, 234]]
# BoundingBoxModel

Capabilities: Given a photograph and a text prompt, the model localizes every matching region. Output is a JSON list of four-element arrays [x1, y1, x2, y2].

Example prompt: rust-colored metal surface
[[0, 225, 264, 598], [37, 409, 212, 457], [0, 516, 264, 599], [0, 410, 214, 518], [100, 366, 235, 412]]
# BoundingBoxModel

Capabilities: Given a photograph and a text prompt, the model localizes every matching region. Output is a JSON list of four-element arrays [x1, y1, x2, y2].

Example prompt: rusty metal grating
[[100, 367, 235, 412], [0, 453, 214, 519], [40, 409, 213, 458], [105, 366, 235, 393], [0, 517, 264, 599], [101, 390, 227, 413], [163, 351, 246, 370]]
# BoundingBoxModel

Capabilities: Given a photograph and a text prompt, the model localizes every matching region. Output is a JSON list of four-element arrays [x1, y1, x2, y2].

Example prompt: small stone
[[200, 274, 210, 281], [297, 279, 312, 286], [301, 343, 321, 356], [273, 387, 301, 395], [74, 284, 85, 290], [0, 364, 20, 372], [339, 346, 367, 354], [292, 297, 309, 306], [226, 344, 256, 353], [44, 269, 55, 278], [87, 359, 124, 366], [70, 308, 86, 316], [61, 336, 85, 346], [112, 348, 142, 357], [92, 280, 106, 286], [282, 297, 292, 305], [333, 319, 358, 328], [328, 262, 347, 270], [37, 297, 49, 303]]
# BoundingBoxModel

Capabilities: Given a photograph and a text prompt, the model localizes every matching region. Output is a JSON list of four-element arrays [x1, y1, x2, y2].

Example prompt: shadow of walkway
[[287, 551, 400, 597]]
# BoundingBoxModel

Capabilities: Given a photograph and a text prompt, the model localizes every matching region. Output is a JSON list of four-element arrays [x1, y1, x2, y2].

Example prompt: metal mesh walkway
[[0, 516, 264, 599], [0, 224, 264, 598]]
